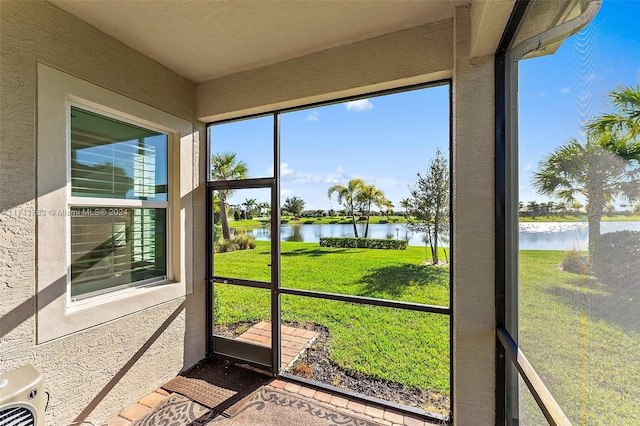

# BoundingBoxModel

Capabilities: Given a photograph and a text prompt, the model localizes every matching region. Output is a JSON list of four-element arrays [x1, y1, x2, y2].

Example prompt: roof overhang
[[48, 0, 515, 84], [46, 0, 590, 121]]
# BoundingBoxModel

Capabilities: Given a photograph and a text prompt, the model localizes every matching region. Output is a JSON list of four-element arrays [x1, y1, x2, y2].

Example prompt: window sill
[[66, 278, 175, 313]]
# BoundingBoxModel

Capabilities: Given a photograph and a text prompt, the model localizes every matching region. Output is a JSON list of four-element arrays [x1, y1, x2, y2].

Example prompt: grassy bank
[[228, 213, 640, 229], [519, 214, 640, 222], [229, 215, 407, 228]]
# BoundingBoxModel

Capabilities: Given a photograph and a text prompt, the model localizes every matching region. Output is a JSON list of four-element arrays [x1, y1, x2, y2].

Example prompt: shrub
[[215, 234, 257, 253], [290, 362, 313, 379], [303, 220, 315, 224], [562, 250, 589, 275], [592, 231, 640, 286], [319, 237, 406, 250], [280, 219, 290, 224], [233, 210, 240, 221], [379, 220, 388, 224], [213, 224, 222, 242]]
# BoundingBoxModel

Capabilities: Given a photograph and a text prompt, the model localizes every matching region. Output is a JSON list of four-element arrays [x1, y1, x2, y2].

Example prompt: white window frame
[[37, 63, 194, 343], [66, 102, 172, 305]]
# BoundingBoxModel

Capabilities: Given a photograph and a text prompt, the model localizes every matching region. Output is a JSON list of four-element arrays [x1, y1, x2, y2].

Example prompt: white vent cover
[[0, 365, 45, 426], [0, 403, 35, 426]]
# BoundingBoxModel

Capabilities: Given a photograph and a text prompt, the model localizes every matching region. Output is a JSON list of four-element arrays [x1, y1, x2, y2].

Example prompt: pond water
[[231, 221, 640, 251]]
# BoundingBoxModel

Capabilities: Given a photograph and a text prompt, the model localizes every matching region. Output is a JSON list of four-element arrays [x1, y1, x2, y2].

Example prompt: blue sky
[[211, 86, 449, 211], [211, 0, 639, 212], [519, 0, 640, 206]]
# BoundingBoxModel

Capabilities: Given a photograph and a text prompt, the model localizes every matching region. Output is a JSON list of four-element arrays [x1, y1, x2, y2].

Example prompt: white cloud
[[345, 99, 373, 112], [540, 91, 547, 97], [307, 111, 320, 121], [275, 164, 353, 186], [281, 162, 295, 176], [560, 87, 571, 94], [523, 163, 532, 172]]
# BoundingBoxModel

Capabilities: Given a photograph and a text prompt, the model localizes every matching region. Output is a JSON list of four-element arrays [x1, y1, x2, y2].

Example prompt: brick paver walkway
[[106, 322, 441, 426], [107, 379, 440, 426], [235, 321, 317, 370]]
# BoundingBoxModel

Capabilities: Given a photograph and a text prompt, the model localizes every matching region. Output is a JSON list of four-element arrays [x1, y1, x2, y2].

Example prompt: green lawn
[[214, 241, 450, 396], [519, 251, 640, 425], [212, 243, 640, 423]]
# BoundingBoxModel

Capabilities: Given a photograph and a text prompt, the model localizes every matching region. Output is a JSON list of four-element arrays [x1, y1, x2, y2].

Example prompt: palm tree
[[557, 201, 567, 218], [571, 201, 583, 215], [544, 201, 555, 217], [533, 135, 640, 259], [587, 85, 640, 161], [257, 201, 270, 217], [211, 152, 248, 239], [243, 198, 257, 219], [381, 199, 394, 220], [328, 178, 366, 238], [400, 199, 411, 217], [357, 183, 387, 238]]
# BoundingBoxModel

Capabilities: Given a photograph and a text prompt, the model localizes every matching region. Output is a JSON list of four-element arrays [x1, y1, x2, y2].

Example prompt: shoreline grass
[[227, 214, 640, 229]]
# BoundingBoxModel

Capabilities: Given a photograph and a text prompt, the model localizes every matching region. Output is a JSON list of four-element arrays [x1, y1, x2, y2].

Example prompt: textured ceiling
[[49, 0, 464, 83]]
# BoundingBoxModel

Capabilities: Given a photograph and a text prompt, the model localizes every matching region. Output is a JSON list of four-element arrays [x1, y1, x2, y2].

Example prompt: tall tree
[[282, 196, 305, 216], [356, 183, 388, 238], [399, 199, 411, 217], [402, 149, 450, 264], [381, 199, 394, 220], [533, 135, 640, 259], [328, 178, 366, 238], [257, 201, 270, 217], [526, 200, 539, 217], [211, 152, 248, 239], [243, 198, 257, 219]]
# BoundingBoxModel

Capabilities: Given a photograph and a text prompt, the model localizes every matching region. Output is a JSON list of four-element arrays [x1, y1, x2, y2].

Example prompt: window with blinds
[[69, 106, 169, 301]]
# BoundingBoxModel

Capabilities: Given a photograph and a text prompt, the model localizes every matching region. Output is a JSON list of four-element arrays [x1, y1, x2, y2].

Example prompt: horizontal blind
[[70, 106, 167, 201], [70, 208, 166, 299]]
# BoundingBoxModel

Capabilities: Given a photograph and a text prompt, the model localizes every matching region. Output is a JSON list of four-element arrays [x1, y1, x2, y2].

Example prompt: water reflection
[[232, 221, 640, 250], [235, 222, 447, 248]]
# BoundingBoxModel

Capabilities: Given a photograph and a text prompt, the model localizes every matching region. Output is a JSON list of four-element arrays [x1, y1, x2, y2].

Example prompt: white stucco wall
[[0, 1, 205, 424], [452, 5, 496, 425]]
